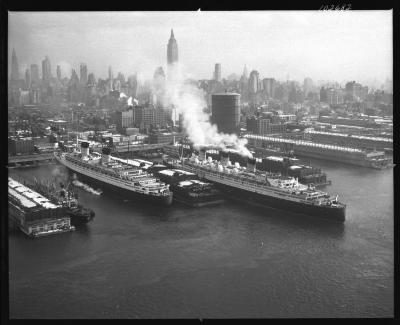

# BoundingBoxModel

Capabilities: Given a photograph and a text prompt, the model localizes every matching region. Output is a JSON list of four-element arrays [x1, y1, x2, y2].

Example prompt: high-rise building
[[242, 65, 248, 80], [326, 88, 345, 105], [320, 87, 328, 103], [87, 73, 96, 86], [117, 72, 125, 84], [262, 78, 276, 98], [303, 77, 314, 98], [68, 69, 80, 102], [249, 70, 260, 94], [345, 81, 368, 102], [80, 63, 88, 85], [10, 48, 19, 80], [108, 66, 114, 90], [25, 69, 31, 89], [211, 92, 241, 135], [56, 65, 62, 80], [42, 56, 52, 84], [167, 29, 178, 66], [128, 74, 138, 98], [30, 64, 40, 84], [214, 63, 221, 82]]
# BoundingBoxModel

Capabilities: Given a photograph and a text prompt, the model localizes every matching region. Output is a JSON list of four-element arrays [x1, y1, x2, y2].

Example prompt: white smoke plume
[[127, 97, 133, 106], [119, 92, 128, 99], [159, 65, 252, 158]]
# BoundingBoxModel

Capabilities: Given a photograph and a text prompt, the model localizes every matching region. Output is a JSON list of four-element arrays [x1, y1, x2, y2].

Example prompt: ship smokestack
[[220, 150, 229, 167], [101, 147, 111, 164], [199, 148, 206, 162], [80, 141, 89, 157], [247, 157, 256, 173]]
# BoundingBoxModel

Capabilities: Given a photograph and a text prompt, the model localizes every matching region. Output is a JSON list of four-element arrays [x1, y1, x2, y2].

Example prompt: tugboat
[[31, 178, 95, 226]]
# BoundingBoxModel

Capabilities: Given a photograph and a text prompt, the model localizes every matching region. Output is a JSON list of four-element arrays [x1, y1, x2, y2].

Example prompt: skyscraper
[[30, 64, 40, 84], [167, 29, 178, 68], [128, 74, 138, 98], [25, 69, 31, 89], [56, 65, 62, 81], [214, 63, 221, 82], [153, 67, 166, 107], [303, 77, 314, 98], [80, 63, 88, 85], [10, 48, 19, 80], [108, 66, 113, 90], [242, 65, 248, 80], [249, 70, 260, 94], [262, 78, 276, 98], [42, 56, 52, 84]]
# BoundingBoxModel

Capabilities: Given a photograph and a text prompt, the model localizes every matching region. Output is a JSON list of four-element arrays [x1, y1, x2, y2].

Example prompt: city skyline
[[9, 11, 392, 87]]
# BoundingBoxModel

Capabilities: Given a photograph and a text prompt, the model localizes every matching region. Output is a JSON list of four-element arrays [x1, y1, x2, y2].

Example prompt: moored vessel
[[30, 178, 95, 226], [54, 142, 173, 206], [149, 164, 224, 207], [164, 149, 346, 222]]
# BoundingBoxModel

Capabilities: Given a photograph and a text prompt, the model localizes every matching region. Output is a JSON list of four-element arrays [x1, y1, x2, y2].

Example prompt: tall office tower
[[30, 64, 40, 84], [25, 69, 31, 89], [153, 67, 166, 107], [214, 63, 221, 82], [68, 69, 80, 102], [42, 56, 52, 84], [167, 29, 178, 65], [167, 29, 178, 80], [262, 78, 276, 98], [303, 77, 314, 98], [242, 65, 248, 80], [128, 74, 138, 98], [80, 63, 88, 85], [248, 70, 260, 94], [56, 65, 62, 81], [87, 73, 96, 86], [154, 67, 166, 81], [10, 48, 19, 80], [117, 72, 125, 84], [211, 92, 241, 135], [108, 66, 114, 90], [319, 87, 328, 103]]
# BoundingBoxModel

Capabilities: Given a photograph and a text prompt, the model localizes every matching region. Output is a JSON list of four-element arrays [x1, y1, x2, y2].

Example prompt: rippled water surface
[[8, 159, 393, 318]]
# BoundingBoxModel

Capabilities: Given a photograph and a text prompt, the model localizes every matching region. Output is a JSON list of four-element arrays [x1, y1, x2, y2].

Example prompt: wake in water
[[71, 180, 103, 195]]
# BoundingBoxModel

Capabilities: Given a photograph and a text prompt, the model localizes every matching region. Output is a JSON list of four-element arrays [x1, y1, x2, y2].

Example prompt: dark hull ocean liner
[[54, 142, 173, 206], [164, 149, 346, 222]]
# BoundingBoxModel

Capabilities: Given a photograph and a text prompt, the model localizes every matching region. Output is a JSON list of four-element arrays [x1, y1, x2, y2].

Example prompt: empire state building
[[167, 29, 178, 66]]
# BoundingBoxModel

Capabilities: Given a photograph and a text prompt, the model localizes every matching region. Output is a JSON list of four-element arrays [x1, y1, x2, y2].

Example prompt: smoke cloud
[[157, 65, 252, 158]]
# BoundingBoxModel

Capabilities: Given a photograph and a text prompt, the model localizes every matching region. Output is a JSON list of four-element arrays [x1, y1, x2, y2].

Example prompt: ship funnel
[[101, 147, 111, 164], [80, 141, 89, 157], [199, 148, 206, 162], [247, 158, 256, 173], [220, 151, 229, 167]]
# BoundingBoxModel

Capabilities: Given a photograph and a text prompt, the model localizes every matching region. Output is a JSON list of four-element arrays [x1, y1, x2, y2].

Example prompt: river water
[[8, 159, 393, 318]]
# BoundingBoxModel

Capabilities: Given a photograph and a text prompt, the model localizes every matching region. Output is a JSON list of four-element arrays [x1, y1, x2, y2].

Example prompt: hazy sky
[[9, 11, 392, 85]]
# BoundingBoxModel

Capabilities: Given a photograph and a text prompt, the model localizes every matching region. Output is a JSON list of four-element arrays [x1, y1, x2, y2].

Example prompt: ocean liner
[[164, 149, 346, 222], [54, 142, 173, 206]]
